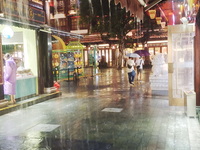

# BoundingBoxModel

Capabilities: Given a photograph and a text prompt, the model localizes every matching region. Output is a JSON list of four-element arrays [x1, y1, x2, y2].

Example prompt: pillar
[[194, 9, 200, 106], [0, 36, 4, 100], [37, 30, 54, 94]]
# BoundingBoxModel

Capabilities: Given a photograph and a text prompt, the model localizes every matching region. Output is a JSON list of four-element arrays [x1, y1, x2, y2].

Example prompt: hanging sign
[[0, 0, 45, 24]]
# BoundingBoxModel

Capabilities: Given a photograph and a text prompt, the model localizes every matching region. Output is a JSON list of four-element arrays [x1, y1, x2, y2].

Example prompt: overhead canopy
[[52, 41, 85, 53], [65, 41, 85, 50], [52, 35, 66, 50]]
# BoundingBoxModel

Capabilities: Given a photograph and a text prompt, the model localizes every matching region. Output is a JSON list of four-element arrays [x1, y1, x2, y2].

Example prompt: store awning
[[52, 41, 85, 53], [52, 35, 66, 50], [0, 17, 83, 39]]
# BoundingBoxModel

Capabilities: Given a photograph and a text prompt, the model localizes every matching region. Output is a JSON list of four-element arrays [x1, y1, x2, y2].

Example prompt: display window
[[155, 47, 161, 54], [0, 25, 38, 100], [84, 50, 88, 66], [162, 47, 168, 54], [2, 44, 24, 68]]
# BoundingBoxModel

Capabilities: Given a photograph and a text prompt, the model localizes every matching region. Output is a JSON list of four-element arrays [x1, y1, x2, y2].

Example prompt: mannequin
[[4, 53, 17, 104]]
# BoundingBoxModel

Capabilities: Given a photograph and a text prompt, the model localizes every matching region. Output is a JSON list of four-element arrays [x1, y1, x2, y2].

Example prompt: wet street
[[0, 68, 200, 150]]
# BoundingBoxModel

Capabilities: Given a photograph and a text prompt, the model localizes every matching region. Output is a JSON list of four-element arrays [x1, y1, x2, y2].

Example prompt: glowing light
[[156, 17, 162, 24], [147, 40, 167, 44], [180, 17, 188, 24], [148, 10, 156, 19], [2, 26, 14, 39], [161, 22, 166, 28]]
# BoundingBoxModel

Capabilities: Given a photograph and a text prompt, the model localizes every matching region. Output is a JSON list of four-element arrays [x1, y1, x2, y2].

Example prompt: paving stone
[[0, 68, 199, 149]]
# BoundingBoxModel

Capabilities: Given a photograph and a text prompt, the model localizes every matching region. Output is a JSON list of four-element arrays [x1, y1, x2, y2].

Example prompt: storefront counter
[[15, 76, 37, 99]]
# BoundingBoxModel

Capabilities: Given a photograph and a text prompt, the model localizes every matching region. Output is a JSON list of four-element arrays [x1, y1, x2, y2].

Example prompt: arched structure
[[52, 35, 66, 50]]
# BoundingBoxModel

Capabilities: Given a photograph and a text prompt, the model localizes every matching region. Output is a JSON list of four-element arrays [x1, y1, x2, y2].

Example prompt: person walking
[[4, 53, 17, 104], [136, 57, 144, 80], [127, 57, 136, 85]]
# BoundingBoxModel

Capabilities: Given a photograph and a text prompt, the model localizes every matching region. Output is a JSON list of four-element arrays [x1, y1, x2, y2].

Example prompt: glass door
[[168, 24, 195, 106]]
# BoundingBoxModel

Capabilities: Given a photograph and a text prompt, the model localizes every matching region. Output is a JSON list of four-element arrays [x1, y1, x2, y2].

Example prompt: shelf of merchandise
[[52, 41, 84, 81]]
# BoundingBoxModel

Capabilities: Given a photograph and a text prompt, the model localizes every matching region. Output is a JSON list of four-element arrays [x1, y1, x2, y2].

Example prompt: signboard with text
[[0, 0, 45, 24]]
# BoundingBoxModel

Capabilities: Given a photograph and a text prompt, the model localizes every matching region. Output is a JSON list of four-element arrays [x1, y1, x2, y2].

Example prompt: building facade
[[0, 0, 54, 101]]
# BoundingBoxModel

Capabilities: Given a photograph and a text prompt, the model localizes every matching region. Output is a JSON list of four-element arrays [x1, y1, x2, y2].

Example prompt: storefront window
[[155, 47, 160, 54], [162, 47, 168, 54], [84, 50, 88, 66], [109, 49, 112, 66], [0, 25, 38, 100], [106, 49, 109, 63], [149, 48, 154, 55], [2, 44, 24, 67]]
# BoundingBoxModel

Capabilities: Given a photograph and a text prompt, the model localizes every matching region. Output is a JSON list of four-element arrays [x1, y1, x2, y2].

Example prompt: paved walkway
[[0, 68, 199, 150]]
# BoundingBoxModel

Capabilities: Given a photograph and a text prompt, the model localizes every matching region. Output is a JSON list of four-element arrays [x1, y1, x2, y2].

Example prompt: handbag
[[137, 60, 142, 70], [127, 64, 132, 69]]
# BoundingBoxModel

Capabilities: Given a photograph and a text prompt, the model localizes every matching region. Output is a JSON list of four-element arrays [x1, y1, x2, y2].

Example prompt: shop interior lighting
[[98, 44, 109, 47], [147, 40, 167, 44], [0, 13, 4, 17]]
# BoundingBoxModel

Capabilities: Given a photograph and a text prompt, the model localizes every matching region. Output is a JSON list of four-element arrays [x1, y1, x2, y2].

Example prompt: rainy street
[[0, 68, 200, 150], [0, 0, 200, 149]]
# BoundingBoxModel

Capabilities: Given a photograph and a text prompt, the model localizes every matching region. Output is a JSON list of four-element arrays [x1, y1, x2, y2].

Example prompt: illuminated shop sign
[[0, 0, 45, 24]]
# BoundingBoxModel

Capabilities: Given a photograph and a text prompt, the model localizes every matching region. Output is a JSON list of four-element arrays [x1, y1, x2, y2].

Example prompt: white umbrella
[[126, 53, 140, 58]]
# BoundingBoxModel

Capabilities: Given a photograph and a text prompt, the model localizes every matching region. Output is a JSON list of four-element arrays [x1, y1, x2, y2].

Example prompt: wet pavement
[[0, 68, 200, 150]]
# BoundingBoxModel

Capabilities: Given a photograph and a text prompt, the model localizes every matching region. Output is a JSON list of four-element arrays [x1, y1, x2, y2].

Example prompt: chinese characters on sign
[[1, 0, 45, 24]]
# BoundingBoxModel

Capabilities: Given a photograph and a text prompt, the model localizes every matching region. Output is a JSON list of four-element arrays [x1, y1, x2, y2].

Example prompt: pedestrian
[[4, 53, 17, 104], [127, 57, 136, 85], [135, 57, 144, 80]]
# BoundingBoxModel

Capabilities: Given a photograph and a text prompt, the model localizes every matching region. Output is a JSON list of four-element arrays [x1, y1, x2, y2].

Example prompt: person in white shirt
[[135, 57, 144, 80], [127, 57, 136, 85]]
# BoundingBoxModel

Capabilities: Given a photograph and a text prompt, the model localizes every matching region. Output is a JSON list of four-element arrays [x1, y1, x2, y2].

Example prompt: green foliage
[[79, 0, 90, 23], [79, 0, 137, 41]]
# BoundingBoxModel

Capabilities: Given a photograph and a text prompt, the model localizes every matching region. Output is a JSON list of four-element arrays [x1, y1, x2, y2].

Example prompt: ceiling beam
[[144, 0, 163, 11]]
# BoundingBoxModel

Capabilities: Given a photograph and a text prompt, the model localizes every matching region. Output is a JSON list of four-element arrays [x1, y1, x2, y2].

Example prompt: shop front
[[0, 25, 38, 101], [52, 40, 85, 81], [84, 44, 117, 68], [0, 0, 49, 101]]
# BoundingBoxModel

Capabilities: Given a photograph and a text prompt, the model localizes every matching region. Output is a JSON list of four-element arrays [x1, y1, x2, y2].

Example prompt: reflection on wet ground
[[0, 68, 200, 150]]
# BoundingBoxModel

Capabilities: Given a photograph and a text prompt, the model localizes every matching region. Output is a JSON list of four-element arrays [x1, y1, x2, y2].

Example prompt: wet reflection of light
[[26, 132, 43, 146], [27, 132, 42, 138]]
